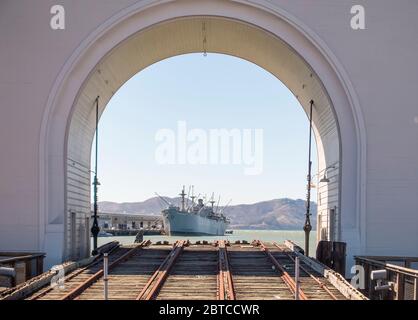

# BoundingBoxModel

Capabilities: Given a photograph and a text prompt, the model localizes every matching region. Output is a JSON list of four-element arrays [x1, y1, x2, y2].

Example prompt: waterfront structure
[[0, 1, 418, 272], [97, 212, 163, 232], [8, 241, 366, 300]]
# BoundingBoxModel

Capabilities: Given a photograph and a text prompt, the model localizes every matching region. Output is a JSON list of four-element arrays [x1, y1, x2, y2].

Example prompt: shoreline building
[[97, 212, 163, 232]]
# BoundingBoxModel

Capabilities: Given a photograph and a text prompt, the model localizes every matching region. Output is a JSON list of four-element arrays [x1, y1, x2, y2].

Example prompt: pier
[[2, 1, 418, 282], [1, 241, 365, 300]]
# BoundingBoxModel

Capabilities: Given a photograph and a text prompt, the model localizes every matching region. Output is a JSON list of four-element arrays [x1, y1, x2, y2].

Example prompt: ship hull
[[163, 210, 228, 236]]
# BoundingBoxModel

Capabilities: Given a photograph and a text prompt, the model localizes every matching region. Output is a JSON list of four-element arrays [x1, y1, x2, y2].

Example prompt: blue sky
[[92, 53, 317, 204]]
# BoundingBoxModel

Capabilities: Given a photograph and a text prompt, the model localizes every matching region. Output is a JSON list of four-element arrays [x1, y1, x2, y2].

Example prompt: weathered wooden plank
[[3, 241, 365, 300]]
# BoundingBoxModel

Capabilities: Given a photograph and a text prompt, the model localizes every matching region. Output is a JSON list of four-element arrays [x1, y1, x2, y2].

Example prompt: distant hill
[[223, 198, 316, 230], [98, 197, 316, 230], [98, 196, 179, 215]]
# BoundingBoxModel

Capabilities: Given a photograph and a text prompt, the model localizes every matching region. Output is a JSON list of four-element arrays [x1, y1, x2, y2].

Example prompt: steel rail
[[136, 240, 186, 300], [217, 240, 235, 300], [254, 240, 308, 300], [59, 240, 150, 300], [29, 244, 121, 300], [273, 242, 338, 300]]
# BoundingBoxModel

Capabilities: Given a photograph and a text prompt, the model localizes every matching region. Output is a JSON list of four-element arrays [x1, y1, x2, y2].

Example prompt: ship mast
[[180, 186, 186, 212], [210, 193, 215, 213], [190, 186, 196, 210], [215, 195, 221, 214], [186, 185, 191, 209]]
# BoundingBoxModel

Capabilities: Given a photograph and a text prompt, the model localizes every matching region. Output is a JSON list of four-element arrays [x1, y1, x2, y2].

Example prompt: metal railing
[[355, 256, 418, 300], [0, 252, 45, 288]]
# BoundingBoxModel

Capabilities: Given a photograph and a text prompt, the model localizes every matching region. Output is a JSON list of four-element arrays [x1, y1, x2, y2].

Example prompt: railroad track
[[24, 240, 349, 300], [253, 240, 308, 300], [28, 241, 151, 300], [76, 241, 177, 300], [137, 240, 187, 300], [271, 242, 339, 299], [227, 241, 294, 300], [255, 241, 345, 300], [28, 243, 136, 300], [217, 240, 235, 300], [155, 241, 218, 300]]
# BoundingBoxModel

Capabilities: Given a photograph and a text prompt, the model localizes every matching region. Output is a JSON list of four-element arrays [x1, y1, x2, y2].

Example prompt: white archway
[[40, 0, 366, 267]]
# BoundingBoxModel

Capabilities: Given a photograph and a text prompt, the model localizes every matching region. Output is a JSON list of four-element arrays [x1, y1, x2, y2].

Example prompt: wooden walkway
[[19, 240, 362, 300]]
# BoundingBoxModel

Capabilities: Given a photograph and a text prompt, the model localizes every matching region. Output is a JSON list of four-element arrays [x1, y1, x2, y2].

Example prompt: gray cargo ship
[[161, 187, 230, 236]]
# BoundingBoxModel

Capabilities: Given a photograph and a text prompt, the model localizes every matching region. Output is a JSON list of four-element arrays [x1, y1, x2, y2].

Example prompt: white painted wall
[[0, 0, 417, 272]]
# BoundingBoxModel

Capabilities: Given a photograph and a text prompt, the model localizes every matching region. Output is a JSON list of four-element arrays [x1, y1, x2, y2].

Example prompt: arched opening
[[91, 52, 322, 253], [64, 17, 340, 260], [40, 2, 365, 269]]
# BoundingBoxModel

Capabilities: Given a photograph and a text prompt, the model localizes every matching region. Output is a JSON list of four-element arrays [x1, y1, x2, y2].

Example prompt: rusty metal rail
[[136, 240, 186, 300], [217, 240, 235, 300], [273, 242, 338, 300], [13, 241, 355, 300], [254, 240, 308, 300], [29, 243, 121, 300], [60, 240, 150, 300]]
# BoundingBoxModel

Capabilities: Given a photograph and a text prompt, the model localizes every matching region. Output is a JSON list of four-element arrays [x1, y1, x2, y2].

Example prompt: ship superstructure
[[161, 186, 230, 236]]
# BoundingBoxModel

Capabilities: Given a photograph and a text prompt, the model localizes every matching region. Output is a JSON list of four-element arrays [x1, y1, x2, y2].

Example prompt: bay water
[[96, 229, 317, 256]]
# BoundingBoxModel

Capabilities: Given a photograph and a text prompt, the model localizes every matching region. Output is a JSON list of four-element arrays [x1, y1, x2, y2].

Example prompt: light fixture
[[202, 21, 207, 57], [319, 165, 336, 183], [319, 174, 330, 183]]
